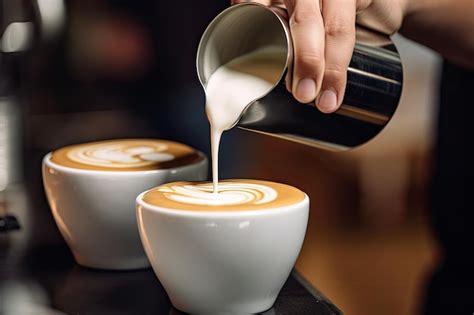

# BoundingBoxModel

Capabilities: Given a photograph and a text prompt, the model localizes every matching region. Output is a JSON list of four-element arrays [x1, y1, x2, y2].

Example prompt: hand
[[231, 0, 407, 113]]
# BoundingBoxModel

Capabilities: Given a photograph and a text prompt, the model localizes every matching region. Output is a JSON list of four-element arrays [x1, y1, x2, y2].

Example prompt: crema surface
[[50, 139, 203, 171], [142, 179, 306, 211]]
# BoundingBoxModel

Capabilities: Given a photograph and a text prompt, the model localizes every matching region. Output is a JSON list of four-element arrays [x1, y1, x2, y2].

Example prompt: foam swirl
[[51, 139, 202, 171], [158, 182, 277, 206], [67, 142, 173, 169], [142, 179, 306, 211]]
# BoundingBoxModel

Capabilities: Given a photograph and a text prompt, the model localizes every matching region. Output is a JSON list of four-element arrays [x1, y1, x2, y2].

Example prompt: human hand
[[231, 0, 407, 113]]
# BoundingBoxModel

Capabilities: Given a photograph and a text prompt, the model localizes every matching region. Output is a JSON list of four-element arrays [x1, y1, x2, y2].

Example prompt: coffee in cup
[[50, 139, 203, 171], [43, 139, 207, 270], [136, 179, 309, 314]]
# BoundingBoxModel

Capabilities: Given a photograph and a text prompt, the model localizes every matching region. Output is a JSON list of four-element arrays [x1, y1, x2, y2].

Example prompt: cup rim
[[43, 151, 207, 176], [136, 189, 309, 218]]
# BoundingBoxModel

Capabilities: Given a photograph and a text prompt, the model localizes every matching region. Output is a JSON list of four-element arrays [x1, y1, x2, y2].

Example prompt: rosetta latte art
[[142, 179, 306, 211], [158, 182, 278, 206], [51, 139, 203, 171], [66, 142, 174, 169]]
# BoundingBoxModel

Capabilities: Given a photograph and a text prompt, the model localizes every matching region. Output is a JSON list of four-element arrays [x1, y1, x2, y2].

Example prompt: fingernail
[[295, 78, 317, 103], [318, 90, 338, 113]]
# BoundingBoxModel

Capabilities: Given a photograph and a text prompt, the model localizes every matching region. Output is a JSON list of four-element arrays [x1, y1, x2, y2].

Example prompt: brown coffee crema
[[141, 179, 306, 211], [50, 139, 203, 171]]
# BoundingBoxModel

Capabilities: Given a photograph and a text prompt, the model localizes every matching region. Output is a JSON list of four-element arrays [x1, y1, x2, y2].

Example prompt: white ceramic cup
[[136, 189, 309, 314], [42, 150, 207, 270]]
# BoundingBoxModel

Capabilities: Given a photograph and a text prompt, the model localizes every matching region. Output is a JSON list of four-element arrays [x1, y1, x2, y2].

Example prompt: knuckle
[[324, 67, 347, 84], [297, 52, 324, 70], [290, 8, 319, 26], [324, 21, 354, 38]]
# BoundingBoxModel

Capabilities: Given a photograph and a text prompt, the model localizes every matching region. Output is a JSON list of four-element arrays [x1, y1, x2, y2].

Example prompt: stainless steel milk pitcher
[[197, 3, 403, 151]]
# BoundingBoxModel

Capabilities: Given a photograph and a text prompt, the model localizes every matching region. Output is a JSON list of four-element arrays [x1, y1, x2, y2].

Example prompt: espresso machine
[[0, 0, 36, 232]]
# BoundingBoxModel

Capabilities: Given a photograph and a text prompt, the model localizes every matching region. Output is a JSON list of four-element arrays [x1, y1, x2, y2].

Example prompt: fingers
[[317, 0, 356, 113], [285, 0, 325, 104], [233, 0, 356, 114]]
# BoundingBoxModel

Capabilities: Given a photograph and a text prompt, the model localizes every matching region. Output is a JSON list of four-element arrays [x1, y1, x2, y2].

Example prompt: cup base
[[74, 254, 150, 271], [171, 296, 276, 315]]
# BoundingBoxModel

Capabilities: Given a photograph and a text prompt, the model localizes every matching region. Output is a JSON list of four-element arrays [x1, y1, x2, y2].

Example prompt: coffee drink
[[50, 139, 203, 171], [43, 139, 207, 270], [205, 46, 286, 192], [136, 179, 309, 314], [142, 179, 305, 211]]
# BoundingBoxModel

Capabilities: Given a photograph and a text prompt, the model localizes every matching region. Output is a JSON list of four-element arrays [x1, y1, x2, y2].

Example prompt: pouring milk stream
[[205, 46, 287, 193]]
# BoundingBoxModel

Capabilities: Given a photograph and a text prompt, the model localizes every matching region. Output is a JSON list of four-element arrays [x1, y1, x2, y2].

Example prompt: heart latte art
[[141, 179, 306, 211], [50, 139, 203, 171]]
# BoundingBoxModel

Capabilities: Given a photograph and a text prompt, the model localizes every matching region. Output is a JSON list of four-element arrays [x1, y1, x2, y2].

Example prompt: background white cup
[[42, 150, 207, 270], [136, 190, 309, 314]]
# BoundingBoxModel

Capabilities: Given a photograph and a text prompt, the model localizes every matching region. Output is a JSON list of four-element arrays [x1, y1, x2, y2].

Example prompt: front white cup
[[136, 190, 309, 314], [42, 151, 207, 270]]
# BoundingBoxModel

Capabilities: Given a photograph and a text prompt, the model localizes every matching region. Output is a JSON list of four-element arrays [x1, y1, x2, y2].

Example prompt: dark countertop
[[0, 184, 342, 315]]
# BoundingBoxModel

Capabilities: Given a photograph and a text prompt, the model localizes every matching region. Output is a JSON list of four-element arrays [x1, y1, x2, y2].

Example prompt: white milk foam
[[205, 46, 287, 194], [158, 182, 277, 206], [67, 142, 174, 168]]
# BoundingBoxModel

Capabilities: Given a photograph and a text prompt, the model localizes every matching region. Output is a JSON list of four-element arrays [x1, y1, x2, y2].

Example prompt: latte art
[[67, 142, 173, 169], [51, 139, 203, 171], [142, 179, 306, 211], [159, 182, 277, 206]]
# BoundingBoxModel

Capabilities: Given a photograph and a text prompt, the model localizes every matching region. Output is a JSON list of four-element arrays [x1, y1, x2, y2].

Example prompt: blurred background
[[1, 1, 441, 314]]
